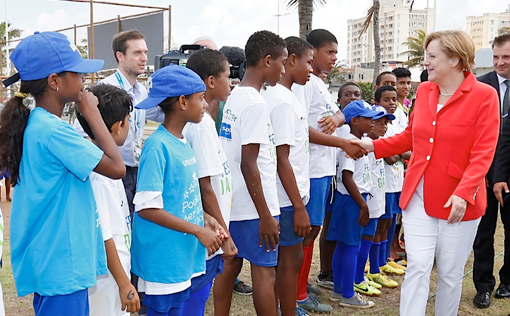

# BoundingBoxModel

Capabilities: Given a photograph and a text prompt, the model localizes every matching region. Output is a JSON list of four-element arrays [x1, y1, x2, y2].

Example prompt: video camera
[[219, 46, 246, 80], [154, 44, 205, 70]]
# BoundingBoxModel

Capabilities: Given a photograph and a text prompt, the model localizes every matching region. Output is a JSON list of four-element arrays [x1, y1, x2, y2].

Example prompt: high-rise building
[[346, 0, 434, 68], [466, 5, 510, 51]]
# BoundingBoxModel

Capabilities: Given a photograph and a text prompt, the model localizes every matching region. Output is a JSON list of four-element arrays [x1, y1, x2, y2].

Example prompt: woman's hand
[[444, 194, 468, 224], [350, 139, 374, 153]]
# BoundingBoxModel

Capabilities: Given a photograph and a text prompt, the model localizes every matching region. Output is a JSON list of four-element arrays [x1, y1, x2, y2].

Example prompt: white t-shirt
[[393, 107, 408, 133], [292, 74, 338, 178], [384, 123, 405, 192], [88, 172, 131, 316], [219, 86, 279, 221], [264, 83, 310, 208], [364, 137, 386, 219], [336, 133, 371, 195], [183, 113, 232, 258]]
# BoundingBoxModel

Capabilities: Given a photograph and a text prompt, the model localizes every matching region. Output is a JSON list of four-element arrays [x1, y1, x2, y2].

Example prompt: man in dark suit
[[473, 32, 510, 309]]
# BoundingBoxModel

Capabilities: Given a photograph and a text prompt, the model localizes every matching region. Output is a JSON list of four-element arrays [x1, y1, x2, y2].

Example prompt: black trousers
[[473, 186, 510, 293], [122, 165, 138, 222]]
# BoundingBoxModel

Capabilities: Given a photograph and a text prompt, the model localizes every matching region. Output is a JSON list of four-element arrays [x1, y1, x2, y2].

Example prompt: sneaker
[[316, 271, 334, 290], [297, 295, 333, 313], [394, 258, 407, 267], [307, 282, 322, 295], [233, 280, 253, 295], [364, 276, 382, 289], [366, 272, 398, 288], [339, 292, 375, 309], [387, 260, 406, 271], [295, 306, 310, 316], [380, 264, 405, 275], [354, 281, 381, 296], [329, 292, 342, 302]]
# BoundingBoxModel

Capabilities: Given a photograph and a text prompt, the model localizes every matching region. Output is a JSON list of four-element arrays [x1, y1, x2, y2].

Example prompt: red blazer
[[374, 72, 500, 221]]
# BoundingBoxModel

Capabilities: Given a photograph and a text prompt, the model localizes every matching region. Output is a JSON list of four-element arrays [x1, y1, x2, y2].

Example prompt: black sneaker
[[233, 280, 253, 295], [316, 271, 334, 290]]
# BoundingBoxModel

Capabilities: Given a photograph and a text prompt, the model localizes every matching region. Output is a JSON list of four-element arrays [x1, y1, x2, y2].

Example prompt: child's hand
[[196, 227, 223, 256], [358, 204, 370, 227], [221, 236, 238, 260], [259, 216, 280, 252], [294, 205, 311, 237], [74, 90, 99, 118], [342, 140, 368, 159], [318, 114, 343, 135], [204, 215, 229, 240], [119, 283, 140, 313]]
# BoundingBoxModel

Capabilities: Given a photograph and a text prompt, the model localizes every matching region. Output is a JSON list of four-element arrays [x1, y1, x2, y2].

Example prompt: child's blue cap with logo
[[343, 100, 383, 124], [136, 65, 206, 109], [3, 31, 104, 87], [372, 105, 396, 121]]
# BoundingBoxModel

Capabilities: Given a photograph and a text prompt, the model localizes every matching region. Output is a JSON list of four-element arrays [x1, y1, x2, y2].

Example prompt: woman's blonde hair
[[424, 30, 476, 71]]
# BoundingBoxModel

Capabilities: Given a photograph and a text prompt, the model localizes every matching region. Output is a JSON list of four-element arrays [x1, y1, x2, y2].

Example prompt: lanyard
[[115, 71, 125, 90]]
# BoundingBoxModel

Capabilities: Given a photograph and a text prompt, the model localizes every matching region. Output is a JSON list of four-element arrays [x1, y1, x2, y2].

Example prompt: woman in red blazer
[[359, 30, 500, 315]]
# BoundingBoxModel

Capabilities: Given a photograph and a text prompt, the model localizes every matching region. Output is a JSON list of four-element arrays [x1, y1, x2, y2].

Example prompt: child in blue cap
[[327, 100, 382, 309], [131, 65, 226, 316], [0, 31, 125, 316]]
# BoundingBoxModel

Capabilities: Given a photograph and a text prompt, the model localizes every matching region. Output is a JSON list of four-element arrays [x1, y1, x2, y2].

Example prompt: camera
[[154, 44, 205, 70], [219, 46, 246, 80]]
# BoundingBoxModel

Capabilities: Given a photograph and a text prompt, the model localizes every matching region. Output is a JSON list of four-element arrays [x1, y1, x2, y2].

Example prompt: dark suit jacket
[[478, 71, 503, 185]]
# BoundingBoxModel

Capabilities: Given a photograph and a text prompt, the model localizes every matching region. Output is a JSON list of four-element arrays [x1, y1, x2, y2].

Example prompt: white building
[[466, 5, 510, 51], [346, 0, 434, 68]]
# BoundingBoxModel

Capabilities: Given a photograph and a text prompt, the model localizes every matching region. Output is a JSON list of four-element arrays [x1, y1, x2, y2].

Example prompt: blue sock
[[386, 214, 398, 260], [332, 241, 345, 295], [180, 280, 212, 316], [340, 244, 361, 299], [379, 240, 388, 267], [369, 242, 381, 274], [355, 238, 372, 284]]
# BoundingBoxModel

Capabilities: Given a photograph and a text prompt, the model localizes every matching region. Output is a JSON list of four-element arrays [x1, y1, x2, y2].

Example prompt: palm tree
[[400, 30, 427, 69], [286, 0, 327, 39], [359, 0, 415, 87], [0, 22, 23, 76]]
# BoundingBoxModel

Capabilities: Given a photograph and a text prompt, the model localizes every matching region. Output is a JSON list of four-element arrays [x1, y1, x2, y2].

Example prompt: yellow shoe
[[364, 276, 382, 289], [387, 260, 406, 271], [380, 264, 405, 275], [354, 281, 381, 296], [366, 272, 398, 288]]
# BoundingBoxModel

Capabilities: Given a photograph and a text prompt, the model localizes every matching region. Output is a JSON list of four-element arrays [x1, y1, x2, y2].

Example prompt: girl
[[131, 65, 226, 316], [0, 31, 125, 315]]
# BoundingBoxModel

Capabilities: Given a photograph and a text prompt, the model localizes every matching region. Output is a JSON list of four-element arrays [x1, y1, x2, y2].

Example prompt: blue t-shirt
[[131, 125, 206, 284], [10, 107, 106, 297]]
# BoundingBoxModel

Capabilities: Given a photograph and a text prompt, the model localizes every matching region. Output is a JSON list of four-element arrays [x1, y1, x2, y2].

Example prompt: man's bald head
[[193, 37, 218, 50]]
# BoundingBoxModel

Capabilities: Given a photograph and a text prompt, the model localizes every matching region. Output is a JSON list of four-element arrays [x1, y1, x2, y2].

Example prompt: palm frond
[[359, 4, 375, 38], [405, 0, 415, 11], [286, 0, 327, 9]]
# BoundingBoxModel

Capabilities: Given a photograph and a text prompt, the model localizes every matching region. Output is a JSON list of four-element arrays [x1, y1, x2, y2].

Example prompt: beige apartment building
[[346, 0, 434, 68], [466, 5, 510, 51]]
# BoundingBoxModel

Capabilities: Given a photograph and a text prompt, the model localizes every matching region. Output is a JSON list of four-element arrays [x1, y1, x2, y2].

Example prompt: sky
[[2, 0, 510, 62]]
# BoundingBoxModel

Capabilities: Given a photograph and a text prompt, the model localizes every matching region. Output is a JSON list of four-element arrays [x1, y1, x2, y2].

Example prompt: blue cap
[[372, 105, 396, 121], [343, 100, 383, 123], [136, 65, 206, 109], [3, 32, 104, 87]]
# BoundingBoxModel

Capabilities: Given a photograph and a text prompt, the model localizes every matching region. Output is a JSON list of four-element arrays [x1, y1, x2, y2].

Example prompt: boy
[[77, 84, 140, 315], [373, 86, 407, 275], [366, 105, 400, 289], [292, 29, 364, 313], [373, 72, 407, 132], [392, 67, 412, 116], [182, 48, 237, 315], [217, 30, 287, 316], [264, 36, 313, 316], [327, 100, 381, 308], [336, 82, 362, 110]]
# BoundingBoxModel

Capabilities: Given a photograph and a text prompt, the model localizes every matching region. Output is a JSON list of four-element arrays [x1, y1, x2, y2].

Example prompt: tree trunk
[[298, 0, 314, 39], [372, 0, 381, 89]]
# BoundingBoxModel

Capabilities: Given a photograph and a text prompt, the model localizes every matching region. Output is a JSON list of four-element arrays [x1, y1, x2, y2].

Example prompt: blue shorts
[[229, 217, 279, 267], [33, 289, 89, 316], [144, 289, 191, 313], [189, 255, 224, 293], [362, 218, 379, 237], [327, 191, 369, 246], [306, 176, 332, 226], [0, 168, 10, 180], [325, 186, 334, 213], [381, 192, 402, 219], [279, 207, 305, 247]]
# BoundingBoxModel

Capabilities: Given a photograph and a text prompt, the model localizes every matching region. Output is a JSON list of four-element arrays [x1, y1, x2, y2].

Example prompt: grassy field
[[1, 181, 510, 315]]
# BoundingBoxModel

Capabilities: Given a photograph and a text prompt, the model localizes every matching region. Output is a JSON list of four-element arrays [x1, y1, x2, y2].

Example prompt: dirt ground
[[1, 183, 510, 315]]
